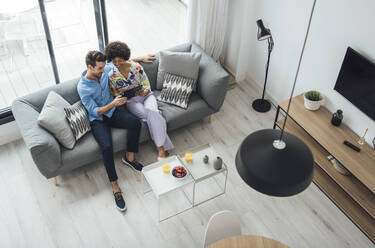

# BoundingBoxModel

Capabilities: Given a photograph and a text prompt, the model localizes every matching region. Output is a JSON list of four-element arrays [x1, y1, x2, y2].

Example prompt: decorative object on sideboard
[[252, 19, 273, 113], [235, 0, 316, 197], [203, 155, 209, 164], [327, 155, 350, 176], [343, 140, 361, 152], [304, 90, 324, 111], [357, 128, 368, 146], [331, 109, 343, 126], [213, 157, 223, 170]]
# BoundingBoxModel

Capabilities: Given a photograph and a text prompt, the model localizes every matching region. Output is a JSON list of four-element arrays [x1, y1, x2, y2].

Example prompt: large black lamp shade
[[235, 129, 314, 196]]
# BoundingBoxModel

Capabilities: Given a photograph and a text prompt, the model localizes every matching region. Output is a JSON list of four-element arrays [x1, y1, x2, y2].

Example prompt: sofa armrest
[[195, 55, 230, 112], [190, 43, 229, 111], [12, 99, 62, 178]]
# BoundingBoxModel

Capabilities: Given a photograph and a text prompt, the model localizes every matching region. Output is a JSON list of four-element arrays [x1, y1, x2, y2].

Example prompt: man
[[77, 50, 145, 211]]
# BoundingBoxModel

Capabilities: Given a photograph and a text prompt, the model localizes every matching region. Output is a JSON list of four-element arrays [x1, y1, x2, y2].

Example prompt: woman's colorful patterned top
[[106, 61, 151, 97]]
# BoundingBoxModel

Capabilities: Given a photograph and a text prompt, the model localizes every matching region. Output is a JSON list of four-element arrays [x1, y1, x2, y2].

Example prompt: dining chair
[[203, 210, 242, 247]]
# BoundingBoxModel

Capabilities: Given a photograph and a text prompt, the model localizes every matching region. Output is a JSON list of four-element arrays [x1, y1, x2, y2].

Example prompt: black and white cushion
[[157, 72, 196, 109], [64, 101, 91, 140]]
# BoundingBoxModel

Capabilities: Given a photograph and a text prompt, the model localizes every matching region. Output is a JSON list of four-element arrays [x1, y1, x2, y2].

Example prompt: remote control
[[343, 140, 361, 152]]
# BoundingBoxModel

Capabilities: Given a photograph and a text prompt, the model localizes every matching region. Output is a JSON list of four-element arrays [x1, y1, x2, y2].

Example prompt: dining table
[[208, 235, 289, 248]]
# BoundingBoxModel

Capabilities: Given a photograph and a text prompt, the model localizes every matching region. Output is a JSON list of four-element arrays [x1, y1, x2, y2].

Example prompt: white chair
[[203, 210, 242, 247]]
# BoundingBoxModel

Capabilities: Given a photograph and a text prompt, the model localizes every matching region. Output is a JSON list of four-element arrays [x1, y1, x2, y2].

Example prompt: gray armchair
[[12, 43, 229, 182]]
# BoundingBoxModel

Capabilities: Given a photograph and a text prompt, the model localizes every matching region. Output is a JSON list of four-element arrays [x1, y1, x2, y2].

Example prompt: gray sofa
[[12, 43, 229, 179]]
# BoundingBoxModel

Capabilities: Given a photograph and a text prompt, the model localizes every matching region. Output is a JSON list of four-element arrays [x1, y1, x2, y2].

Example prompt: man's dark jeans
[[91, 107, 141, 182]]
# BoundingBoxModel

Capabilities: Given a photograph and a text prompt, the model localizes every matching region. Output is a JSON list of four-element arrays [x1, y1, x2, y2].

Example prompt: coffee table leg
[[158, 198, 161, 222], [142, 173, 152, 194], [192, 182, 196, 207], [181, 186, 194, 206], [211, 169, 228, 193], [193, 170, 228, 207], [223, 169, 228, 193], [158, 184, 195, 222]]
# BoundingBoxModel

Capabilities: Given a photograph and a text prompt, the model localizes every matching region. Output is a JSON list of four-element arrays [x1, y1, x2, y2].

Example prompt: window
[[45, 0, 99, 82], [0, 0, 55, 109], [0, 0, 188, 124]]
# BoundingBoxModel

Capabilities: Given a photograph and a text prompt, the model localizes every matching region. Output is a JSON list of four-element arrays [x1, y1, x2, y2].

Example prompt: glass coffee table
[[142, 144, 228, 221], [142, 155, 195, 221], [179, 144, 228, 206]]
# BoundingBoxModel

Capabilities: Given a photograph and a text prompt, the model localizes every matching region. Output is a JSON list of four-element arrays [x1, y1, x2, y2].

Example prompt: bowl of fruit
[[171, 166, 188, 180]]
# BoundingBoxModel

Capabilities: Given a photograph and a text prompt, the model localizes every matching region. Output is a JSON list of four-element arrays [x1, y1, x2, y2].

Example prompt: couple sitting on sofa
[[77, 41, 174, 211]]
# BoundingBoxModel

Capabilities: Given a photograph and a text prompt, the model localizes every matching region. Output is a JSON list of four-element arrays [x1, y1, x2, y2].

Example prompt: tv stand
[[274, 94, 375, 243]]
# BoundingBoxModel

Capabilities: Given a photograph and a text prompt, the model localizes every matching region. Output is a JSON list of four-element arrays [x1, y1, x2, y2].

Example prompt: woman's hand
[[133, 54, 155, 63], [136, 88, 150, 96]]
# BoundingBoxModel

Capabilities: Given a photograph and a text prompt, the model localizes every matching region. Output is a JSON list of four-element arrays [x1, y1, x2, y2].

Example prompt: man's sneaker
[[122, 156, 144, 171], [114, 191, 127, 212]]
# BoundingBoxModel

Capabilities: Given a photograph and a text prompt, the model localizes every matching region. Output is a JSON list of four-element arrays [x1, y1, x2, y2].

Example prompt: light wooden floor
[[0, 80, 373, 248], [0, 0, 187, 109]]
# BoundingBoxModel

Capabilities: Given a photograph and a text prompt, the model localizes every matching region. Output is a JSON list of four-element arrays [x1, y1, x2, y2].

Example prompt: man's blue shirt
[[77, 66, 115, 122]]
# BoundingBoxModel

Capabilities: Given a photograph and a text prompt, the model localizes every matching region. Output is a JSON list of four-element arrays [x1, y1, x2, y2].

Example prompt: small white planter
[[304, 93, 324, 111]]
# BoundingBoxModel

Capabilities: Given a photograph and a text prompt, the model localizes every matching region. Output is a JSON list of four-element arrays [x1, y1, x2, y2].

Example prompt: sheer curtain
[[187, 0, 229, 63]]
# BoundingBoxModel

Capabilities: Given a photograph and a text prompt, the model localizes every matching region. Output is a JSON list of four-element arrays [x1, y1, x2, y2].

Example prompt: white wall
[[241, 0, 375, 145]]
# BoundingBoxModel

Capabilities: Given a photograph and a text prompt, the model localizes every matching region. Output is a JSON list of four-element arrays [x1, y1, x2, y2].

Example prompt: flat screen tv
[[334, 47, 375, 121]]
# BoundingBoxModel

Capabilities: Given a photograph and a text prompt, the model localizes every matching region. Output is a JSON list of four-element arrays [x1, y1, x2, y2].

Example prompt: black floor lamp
[[252, 19, 273, 113]]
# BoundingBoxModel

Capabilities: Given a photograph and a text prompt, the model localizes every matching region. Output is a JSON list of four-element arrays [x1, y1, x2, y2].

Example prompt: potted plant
[[304, 90, 324, 110]]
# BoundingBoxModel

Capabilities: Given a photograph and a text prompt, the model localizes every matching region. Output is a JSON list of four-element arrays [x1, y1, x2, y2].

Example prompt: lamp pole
[[260, 36, 274, 103]]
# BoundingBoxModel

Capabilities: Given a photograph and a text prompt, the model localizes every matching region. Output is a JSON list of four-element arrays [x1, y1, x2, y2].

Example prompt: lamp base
[[252, 99, 271, 112]]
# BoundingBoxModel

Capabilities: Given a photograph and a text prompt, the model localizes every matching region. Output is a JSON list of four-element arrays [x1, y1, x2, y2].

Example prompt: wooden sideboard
[[274, 94, 375, 243]]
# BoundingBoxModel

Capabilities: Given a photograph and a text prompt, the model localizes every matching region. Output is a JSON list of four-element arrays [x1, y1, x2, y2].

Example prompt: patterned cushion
[[157, 72, 196, 109], [64, 101, 91, 141]]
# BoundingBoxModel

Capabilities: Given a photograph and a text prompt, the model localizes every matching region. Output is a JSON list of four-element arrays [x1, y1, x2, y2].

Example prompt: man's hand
[[112, 95, 127, 106], [98, 96, 126, 116], [133, 54, 156, 63]]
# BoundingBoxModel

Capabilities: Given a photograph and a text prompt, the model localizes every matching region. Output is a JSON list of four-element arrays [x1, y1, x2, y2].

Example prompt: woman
[[104, 41, 174, 159]]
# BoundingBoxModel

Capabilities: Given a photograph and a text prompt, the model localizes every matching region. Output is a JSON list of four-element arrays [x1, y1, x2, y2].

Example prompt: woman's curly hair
[[104, 41, 131, 62]]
